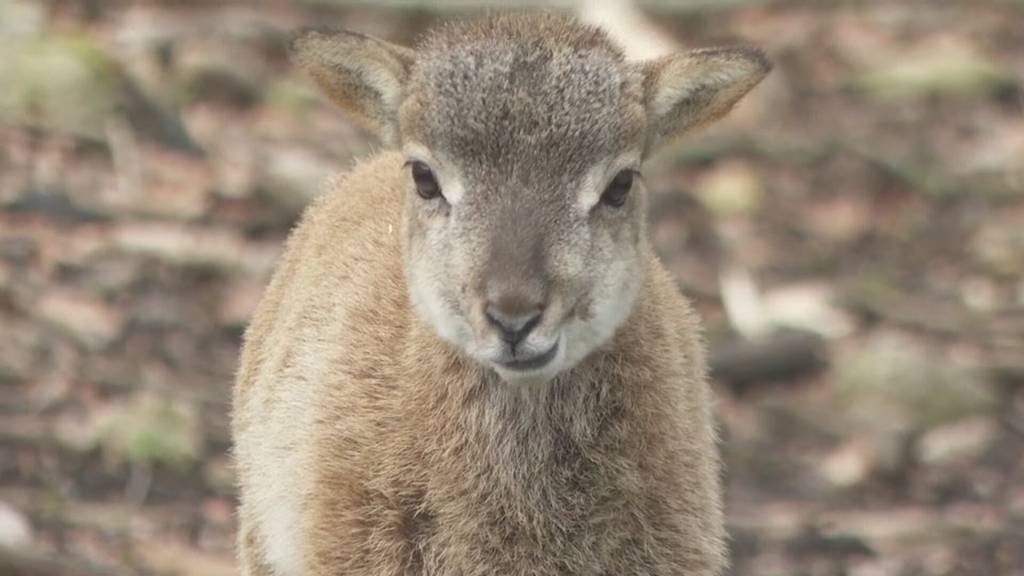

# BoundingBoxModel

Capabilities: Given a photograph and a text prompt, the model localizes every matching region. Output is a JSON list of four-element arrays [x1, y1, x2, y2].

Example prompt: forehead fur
[[421, 13, 624, 57], [404, 14, 644, 181]]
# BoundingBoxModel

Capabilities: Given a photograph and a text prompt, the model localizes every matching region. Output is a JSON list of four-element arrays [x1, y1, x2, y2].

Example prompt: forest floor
[[1, 1, 1023, 575]]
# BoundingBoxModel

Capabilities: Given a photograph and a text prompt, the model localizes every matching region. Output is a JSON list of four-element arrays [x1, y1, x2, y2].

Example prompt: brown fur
[[235, 153, 723, 575], [234, 13, 769, 576]]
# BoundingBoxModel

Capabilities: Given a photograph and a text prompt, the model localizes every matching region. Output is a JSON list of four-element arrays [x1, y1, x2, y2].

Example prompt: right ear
[[290, 27, 415, 145], [635, 47, 770, 156]]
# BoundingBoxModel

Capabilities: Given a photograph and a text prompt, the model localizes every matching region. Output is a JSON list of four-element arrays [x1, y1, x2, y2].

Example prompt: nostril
[[484, 304, 543, 346]]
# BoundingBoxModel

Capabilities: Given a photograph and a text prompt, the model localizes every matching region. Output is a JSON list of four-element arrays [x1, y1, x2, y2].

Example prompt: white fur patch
[[562, 253, 644, 370], [406, 248, 475, 348], [576, 151, 642, 212], [240, 335, 333, 576], [402, 143, 466, 205]]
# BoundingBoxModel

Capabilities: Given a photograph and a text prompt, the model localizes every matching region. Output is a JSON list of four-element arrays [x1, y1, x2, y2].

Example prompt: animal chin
[[497, 340, 560, 372]]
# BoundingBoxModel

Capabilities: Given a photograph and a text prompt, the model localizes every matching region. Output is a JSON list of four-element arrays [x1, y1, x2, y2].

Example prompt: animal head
[[292, 14, 769, 383]]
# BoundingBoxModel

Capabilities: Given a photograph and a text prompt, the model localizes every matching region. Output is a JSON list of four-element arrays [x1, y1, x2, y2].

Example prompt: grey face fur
[[292, 14, 770, 382]]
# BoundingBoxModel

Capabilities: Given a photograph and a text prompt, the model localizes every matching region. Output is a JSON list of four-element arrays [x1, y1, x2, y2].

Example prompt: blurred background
[[1, 0, 1022, 574]]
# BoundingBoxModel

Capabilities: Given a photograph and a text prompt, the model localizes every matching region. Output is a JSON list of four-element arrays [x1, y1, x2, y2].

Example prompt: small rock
[[971, 207, 1024, 276], [36, 288, 123, 350], [5, 186, 109, 222], [918, 417, 998, 466], [0, 500, 32, 548], [210, 128, 258, 200], [76, 254, 141, 296], [99, 141, 212, 219], [954, 119, 1024, 194], [130, 291, 190, 329], [815, 423, 913, 486], [182, 66, 260, 108], [820, 439, 872, 488], [960, 276, 999, 312], [111, 222, 278, 275], [870, 425, 915, 480], [805, 194, 872, 244], [0, 34, 121, 139], [694, 160, 764, 218], [260, 146, 335, 217], [762, 282, 855, 339], [0, 235, 39, 265], [0, 314, 43, 384], [55, 411, 101, 453], [836, 332, 996, 430], [785, 524, 874, 558], [0, 29, 197, 151], [709, 328, 827, 390]]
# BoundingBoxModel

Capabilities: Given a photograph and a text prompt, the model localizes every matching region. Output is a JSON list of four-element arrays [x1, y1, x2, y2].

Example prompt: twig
[[709, 329, 828, 392]]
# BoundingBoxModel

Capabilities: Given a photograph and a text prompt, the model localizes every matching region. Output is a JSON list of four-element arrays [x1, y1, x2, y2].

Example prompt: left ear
[[636, 47, 771, 155], [290, 27, 415, 146]]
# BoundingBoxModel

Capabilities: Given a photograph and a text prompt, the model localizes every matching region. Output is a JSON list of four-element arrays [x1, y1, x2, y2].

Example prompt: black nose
[[485, 299, 543, 347]]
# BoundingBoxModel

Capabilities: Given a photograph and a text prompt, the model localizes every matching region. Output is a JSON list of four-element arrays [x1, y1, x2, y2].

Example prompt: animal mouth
[[498, 341, 559, 372]]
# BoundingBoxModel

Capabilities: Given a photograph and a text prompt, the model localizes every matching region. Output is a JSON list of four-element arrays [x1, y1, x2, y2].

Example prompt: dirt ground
[[1, 1, 1022, 575]]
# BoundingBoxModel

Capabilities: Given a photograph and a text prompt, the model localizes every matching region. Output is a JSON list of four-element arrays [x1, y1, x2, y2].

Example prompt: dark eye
[[409, 161, 443, 200], [600, 169, 635, 208]]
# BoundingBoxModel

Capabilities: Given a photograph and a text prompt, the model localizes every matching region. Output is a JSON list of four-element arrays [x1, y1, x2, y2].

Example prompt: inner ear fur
[[637, 47, 770, 155], [290, 27, 415, 145]]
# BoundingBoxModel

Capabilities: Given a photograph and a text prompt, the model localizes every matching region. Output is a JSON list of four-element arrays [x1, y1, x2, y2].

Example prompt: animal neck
[[398, 302, 639, 471]]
